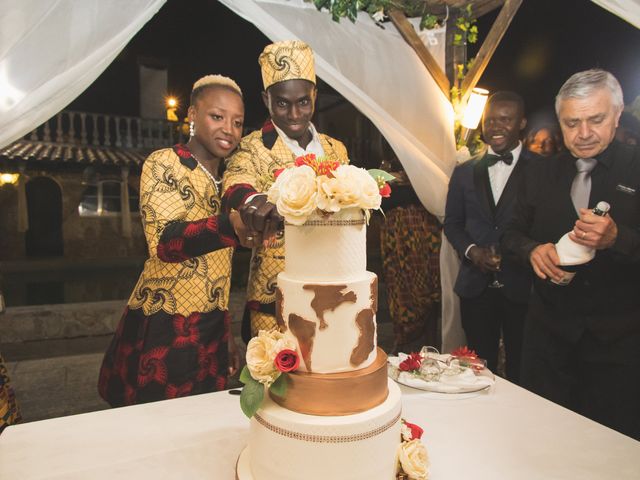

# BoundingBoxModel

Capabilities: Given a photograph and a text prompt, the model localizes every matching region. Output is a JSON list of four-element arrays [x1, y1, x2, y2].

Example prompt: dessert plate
[[387, 356, 495, 394]]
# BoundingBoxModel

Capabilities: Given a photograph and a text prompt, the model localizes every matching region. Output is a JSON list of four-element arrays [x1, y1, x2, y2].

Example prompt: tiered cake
[[236, 208, 402, 480]]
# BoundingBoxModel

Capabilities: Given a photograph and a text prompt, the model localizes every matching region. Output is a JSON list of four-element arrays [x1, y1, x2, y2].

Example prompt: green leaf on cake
[[269, 373, 288, 398], [240, 376, 264, 419], [367, 169, 396, 182], [239, 365, 253, 385]]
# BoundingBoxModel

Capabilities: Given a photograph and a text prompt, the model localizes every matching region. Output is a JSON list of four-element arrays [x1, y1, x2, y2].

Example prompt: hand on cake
[[529, 243, 566, 282], [238, 195, 284, 247], [569, 208, 618, 250]]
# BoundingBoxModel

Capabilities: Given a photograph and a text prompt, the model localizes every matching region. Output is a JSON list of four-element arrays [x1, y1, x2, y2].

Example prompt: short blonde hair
[[191, 74, 242, 105]]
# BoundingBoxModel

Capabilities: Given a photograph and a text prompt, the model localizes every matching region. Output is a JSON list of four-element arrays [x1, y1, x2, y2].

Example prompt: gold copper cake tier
[[269, 348, 389, 416]]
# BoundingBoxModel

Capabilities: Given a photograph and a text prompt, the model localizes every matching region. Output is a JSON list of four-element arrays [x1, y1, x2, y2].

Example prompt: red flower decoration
[[399, 352, 422, 372], [379, 183, 392, 198], [294, 153, 317, 167], [403, 421, 424, 440], [294, 153, 339, 176], [274, 349, 300, 372], [451, 346, 478, 359]]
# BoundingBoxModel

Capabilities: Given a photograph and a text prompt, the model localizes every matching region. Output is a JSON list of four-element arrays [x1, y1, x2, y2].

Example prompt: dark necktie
[[486, 152, 513, 166], [570, 158, 598, 212]]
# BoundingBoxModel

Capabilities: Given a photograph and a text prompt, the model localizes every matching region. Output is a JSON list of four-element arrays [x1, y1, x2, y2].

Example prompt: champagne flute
[[487, 243, 504, 288]]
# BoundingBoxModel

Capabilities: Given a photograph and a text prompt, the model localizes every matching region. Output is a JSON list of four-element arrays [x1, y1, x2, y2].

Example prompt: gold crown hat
[[259, 40, 316, 90]]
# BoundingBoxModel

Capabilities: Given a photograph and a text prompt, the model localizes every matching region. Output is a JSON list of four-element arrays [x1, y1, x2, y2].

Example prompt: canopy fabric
[[591, 0, 640, 29], [218, 0, 465, 351], [0, 0, 166, 149]]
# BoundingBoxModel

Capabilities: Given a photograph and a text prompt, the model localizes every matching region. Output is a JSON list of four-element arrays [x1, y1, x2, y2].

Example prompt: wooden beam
[[389, 9, 451, 98], [460, 0, 522, 103]]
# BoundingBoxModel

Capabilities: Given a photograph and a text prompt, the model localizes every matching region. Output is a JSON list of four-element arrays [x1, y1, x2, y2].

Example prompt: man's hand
[[569, 208, 617, 250], [238, 194, 284, 246], [229, 209, 255, 248], [467, 246, 500, 273], [529, 243, 566, 282]]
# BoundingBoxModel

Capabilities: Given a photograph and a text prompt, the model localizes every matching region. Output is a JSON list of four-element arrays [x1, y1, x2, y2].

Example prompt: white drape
[[0, 0, 166, 149], [591, 0, 640, 29], [218, 0, 465, 350]]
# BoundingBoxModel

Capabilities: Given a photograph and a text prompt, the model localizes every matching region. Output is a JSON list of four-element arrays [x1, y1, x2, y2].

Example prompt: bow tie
[[486, 152, 514, 166]]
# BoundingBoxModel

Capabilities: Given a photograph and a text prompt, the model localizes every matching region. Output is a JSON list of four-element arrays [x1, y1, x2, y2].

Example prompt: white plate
[[387, 359, 495, 394]]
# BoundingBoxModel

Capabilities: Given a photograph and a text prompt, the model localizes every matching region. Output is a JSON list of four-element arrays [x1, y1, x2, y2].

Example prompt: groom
[[222, 40, 349, 341], [444, 91, 537, 384]]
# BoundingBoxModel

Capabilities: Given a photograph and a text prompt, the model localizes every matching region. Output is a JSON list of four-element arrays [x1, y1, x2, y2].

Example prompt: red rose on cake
[[274, 349, 300, 372]]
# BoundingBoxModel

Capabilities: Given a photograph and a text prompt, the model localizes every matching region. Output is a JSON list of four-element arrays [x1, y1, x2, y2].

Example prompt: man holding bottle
[[503, 69, 640, 439], [444, 91, 536, 385]]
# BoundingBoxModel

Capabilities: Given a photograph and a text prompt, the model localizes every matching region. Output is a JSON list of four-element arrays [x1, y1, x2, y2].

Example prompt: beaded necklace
[[192, 154, 222, 194]]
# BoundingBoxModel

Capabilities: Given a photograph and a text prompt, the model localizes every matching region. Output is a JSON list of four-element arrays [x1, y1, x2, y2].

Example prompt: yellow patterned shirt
[[128, 146, 236, 317]]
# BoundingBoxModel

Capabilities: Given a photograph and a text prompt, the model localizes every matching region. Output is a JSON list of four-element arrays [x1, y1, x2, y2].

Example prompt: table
[[1, 378, 639, 479]]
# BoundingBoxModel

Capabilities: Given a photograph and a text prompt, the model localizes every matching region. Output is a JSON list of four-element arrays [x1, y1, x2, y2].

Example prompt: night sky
[[68, 0, 640, 130]]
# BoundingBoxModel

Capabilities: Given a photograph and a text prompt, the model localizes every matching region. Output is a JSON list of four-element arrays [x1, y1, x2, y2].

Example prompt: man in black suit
[[503, 69, 640, 439], [444, 91, 535, 384]]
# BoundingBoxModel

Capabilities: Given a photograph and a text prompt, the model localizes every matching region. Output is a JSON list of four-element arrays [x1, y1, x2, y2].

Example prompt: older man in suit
[[444, 91, 536, 384], [503, 69, 640, 439]]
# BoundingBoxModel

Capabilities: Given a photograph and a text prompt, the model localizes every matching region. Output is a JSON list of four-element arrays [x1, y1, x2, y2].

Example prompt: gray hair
[[555, 69, 624, 115]]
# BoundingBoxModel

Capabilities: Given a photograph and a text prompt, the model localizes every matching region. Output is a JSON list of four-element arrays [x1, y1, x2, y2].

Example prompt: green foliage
[[368, 168, 396, 182], [269, 373, 288, 397], [239, 366, 265, 419], [453, 4, 478, 46]]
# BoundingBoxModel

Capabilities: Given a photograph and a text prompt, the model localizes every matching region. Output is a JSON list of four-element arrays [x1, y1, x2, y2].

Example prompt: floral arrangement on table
[[239, 329, 300, 418], [267, 153, 394, 226], [396, 419, 429, 480], [391, 345, 486, 384]]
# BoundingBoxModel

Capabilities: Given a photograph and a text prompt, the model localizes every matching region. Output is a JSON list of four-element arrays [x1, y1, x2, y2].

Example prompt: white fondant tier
[[278, 271, 378, 374], [238, 380, 402, 480], [283, 208, 366, 282]]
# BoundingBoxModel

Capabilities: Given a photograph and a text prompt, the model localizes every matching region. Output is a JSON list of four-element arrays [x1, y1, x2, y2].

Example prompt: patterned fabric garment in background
[[222, 120, 349, 339], [98, 145, 238, 407], [0, 352, 21, 433], [380, 203, 442, 349]]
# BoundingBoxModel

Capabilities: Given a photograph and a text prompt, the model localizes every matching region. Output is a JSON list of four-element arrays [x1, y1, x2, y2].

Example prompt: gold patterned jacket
[[129, 145, 237, 317], [222, 120, 349, 321]]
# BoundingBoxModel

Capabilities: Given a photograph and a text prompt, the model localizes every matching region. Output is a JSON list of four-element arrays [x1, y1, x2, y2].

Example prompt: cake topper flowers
[[267, 154, 394, 226], [396, 419, 429, 480], [239, 329, 300, 418]]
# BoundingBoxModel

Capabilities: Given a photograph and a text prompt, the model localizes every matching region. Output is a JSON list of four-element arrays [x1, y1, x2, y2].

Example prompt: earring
[[189, 121, 195, 137]]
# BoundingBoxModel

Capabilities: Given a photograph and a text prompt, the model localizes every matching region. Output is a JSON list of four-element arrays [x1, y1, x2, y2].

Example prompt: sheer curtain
[[218, 0, 465, 351], [0, 0, 166, 149], [591, 0, 640, 29]]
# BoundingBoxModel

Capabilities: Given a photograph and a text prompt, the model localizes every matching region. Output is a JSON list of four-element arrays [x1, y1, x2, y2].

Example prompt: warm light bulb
[[166, 97, 177, 108], [0, 173, 19, 186], [461, 88, 489, 130]]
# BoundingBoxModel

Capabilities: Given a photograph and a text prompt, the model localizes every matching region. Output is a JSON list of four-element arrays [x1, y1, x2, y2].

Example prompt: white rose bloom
[[246, 330, 296, 386], [396, 439, 429, 480], [401, 423, 413, 442], [316, 175, 342, 213], [331, 165, 365, 209], [356, 168, 382, 210], [268, 166, 317, 225]]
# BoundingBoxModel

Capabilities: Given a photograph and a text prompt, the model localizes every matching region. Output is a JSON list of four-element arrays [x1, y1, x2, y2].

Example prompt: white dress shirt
[[272, 122, 325, 158]]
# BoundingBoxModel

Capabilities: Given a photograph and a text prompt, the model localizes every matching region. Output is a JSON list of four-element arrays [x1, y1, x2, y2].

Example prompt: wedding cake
[[236, 161, 408, 480]]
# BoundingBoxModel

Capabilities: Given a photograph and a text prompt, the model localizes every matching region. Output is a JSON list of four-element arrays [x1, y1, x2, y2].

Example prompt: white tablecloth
[[1, 378, 639, 479]]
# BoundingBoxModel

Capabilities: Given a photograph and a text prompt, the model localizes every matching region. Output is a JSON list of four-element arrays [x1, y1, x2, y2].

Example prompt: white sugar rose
[[267, 165, 317, 226], [397, 439, 429, 480], [330, 165, 365, 209], [356, 168, 382, 210], [316, 175, 342, 213], [246, 330, 296, 386]]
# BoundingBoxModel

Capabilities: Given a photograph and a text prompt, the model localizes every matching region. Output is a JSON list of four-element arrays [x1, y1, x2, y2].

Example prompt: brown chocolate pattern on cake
[[275, 286, 286, 332], [370, 276, 378, 312], [303, 284, 357, 330], [288, 313, 316, 372], [350, 308, 375, 367]]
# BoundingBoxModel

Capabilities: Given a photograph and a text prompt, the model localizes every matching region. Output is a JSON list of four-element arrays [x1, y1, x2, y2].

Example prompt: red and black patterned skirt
[[98, 307, 230, 407]]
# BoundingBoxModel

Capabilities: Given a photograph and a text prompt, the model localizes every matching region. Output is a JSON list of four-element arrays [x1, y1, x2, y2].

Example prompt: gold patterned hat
[[259, 40, 316, 90]]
